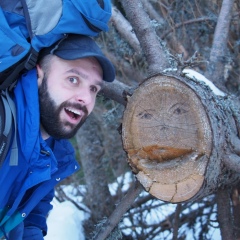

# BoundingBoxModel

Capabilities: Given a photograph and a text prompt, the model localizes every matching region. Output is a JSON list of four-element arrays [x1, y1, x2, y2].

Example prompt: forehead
[[51, 55, 102, 73], [47, 55, 103, 85], [49, 55, 100, 67]]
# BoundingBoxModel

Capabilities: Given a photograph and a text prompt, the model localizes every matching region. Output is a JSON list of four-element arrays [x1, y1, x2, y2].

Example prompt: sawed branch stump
[[122, 73, 240, 203]]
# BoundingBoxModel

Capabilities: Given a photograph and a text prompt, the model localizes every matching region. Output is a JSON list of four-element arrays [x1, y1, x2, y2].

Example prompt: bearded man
[[0, 34, 115, 240]]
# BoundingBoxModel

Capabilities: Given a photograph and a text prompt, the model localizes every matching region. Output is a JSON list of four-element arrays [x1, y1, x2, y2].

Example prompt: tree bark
[[94, 181, 143, 240], [76, 111, 115, 234], [232, 186, 240, 239], [122, 73, 240, 203], [217, 189, 235, 240], [101, 79, 133, 107], [206, 0, 235, 88], [111, 7, 141, 55], [172, 204, 182, 240], [120, 0, 170, 75]]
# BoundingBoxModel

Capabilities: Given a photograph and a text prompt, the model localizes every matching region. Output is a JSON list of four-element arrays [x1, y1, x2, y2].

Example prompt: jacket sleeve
[[23, 188, 54, 238], [22, 226, 44, 240]]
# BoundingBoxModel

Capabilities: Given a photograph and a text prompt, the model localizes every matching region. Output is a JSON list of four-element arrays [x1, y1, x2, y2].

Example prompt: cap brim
[[55, 50, 115, 82]]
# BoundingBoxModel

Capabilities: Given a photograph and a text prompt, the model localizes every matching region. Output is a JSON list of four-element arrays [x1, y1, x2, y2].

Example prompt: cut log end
[[136, 171, 204, 202], [122, 75, 212, 202]]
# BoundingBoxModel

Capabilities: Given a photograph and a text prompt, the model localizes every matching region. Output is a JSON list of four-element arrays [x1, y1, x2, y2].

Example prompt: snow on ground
[[43, 172, 221, 240], [44, 198, 87, 240], [108, 172, 133, 195], [44, 173, 132, 240]]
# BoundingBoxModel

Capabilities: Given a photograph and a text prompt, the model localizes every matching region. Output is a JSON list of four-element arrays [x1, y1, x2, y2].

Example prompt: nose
[[76, 89, 93, 106]]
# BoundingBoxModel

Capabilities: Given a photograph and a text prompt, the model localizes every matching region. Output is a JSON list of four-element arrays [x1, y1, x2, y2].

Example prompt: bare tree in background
[[56, 0, 240, 239]]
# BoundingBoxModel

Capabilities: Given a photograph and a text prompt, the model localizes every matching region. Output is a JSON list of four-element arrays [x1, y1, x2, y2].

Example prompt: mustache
[[61, 102, 89, 116]]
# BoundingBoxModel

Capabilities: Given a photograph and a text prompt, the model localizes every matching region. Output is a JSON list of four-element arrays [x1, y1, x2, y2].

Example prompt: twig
[[94, 180, 143, 240], [161, 16, 216, 39], [55, 186, 90, 213], [172, 204, 182, 240], [141, 0, 165, 26]]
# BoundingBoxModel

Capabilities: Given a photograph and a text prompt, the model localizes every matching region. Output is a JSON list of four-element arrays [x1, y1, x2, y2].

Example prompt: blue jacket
[[0, 69, 80, 238]]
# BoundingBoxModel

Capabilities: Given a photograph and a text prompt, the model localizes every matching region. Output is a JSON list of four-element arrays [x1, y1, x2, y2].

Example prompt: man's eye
[[69, 77, 78, 84], [90, 86, 99, 93]]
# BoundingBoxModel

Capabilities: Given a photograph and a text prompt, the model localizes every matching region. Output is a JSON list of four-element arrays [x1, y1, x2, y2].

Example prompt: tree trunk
[[122, 72, 240, 203], [217, 189, 235, 240], [232, 186, 240, 239], [76, 111, 115, 234]]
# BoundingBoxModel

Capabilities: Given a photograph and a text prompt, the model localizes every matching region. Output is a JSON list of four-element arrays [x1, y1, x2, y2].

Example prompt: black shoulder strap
[[20, 0, 39, 71], [0, 0, 38, 91], [20, 0, 33, 39], [5, 90, 18, 166], [0, 90, 18, 167]]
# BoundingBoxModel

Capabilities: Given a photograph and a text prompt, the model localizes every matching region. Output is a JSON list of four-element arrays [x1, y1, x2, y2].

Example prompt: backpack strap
[[0, 93, 12, 167], [20, 0, 39, 71], [20, 0, 33, 39], [5, 90, 18, 166], [0, 90, 18, 167], [0, 54, 28, 91]]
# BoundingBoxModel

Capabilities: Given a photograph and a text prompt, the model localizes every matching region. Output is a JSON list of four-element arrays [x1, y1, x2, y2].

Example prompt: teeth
[[65, 107, 81, 116]]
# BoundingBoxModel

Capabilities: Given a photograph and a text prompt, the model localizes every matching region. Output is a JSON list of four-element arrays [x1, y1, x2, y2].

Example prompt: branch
[[161, 17, 216, 39], [143, 198, 215, 239], [94, 180, 143, 240], [120, 0, 170, 74], [111, 7, 141, 55], [217, 189, 235, 240], [101, 79, 133, 106], [206, 0, 235, 87], [229, 130, 240, 155], [232, 187, 240, 239], [172, 204, 182, 240], [223, 153, 240, 173], [55, 186, 90, 213], [223, 128, 240, 173], [102, 49, 146, 83], [141, 0, 165, 26]]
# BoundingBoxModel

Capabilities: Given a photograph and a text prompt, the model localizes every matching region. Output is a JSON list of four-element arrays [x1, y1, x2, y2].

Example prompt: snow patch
[[182, 69, 225, 97], [43, 172, 221, 240], [44, 199, 86, 240]]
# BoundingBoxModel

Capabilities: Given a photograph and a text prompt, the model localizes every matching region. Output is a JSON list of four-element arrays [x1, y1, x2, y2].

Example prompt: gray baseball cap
[[39, 34, 115, 82]]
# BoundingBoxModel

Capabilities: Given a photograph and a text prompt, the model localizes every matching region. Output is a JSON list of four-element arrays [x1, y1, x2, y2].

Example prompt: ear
[[36, 64, 44, 86]]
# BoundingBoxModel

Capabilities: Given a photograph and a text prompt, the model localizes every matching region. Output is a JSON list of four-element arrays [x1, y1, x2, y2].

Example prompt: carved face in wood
[[122, 75, 212, 202]]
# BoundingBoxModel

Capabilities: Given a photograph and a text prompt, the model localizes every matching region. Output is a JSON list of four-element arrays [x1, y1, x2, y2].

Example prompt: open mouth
[[64, 107, 82, 120]]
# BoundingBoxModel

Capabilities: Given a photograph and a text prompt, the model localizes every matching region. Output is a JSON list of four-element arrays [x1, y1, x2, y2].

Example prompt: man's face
[[37, 55, 103, 139]]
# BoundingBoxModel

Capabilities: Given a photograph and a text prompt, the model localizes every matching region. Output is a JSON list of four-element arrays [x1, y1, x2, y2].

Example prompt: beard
[[38, 76, 88, 139]]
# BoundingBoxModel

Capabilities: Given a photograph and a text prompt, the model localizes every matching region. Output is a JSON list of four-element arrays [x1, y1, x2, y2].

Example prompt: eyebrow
[[66, 69, 104, 88]]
